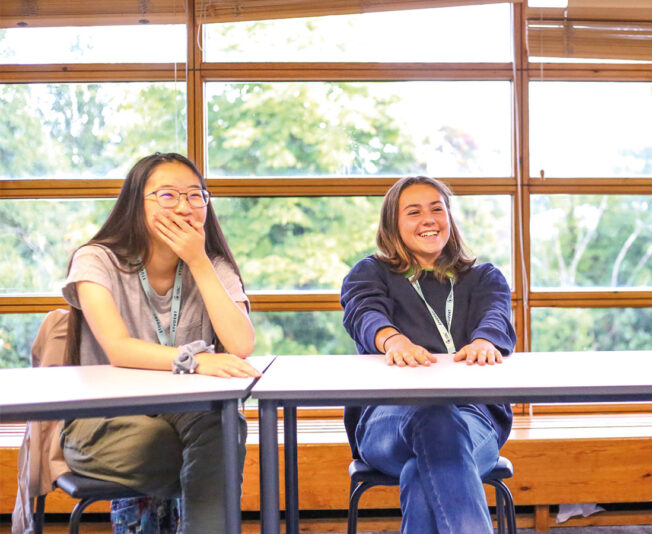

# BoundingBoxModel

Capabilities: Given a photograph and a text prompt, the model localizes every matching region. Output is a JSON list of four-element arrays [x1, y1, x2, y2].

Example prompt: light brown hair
[[375, 176, 475, 282]]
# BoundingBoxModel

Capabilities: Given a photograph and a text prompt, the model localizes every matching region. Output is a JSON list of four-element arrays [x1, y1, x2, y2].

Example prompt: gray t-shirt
[[62, 245, 249, 366]]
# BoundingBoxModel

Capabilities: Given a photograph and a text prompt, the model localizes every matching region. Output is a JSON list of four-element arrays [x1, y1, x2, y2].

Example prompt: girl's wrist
[[185, 251, 211, 272], [382, 332, 403, 353]]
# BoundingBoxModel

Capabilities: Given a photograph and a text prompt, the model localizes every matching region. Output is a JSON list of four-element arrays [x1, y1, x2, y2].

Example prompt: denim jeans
[[355, 404, 500, 534]]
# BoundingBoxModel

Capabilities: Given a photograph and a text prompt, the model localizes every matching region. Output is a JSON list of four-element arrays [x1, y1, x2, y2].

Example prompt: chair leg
[[69, 498, 101, 534], [33, 495, 46, 534], [496, 491, 507, 534], [347, 481, 377, 534], [347, 480, 359, 534], [491, 479, 517, 534]]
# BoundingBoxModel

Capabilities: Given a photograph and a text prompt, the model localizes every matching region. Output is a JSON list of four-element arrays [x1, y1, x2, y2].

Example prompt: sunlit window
[[0, 83, 187, 179], [214, 195, 512, 291], [530, 195, 652, 289], [251, 311, 356, 356], [529, 82, 652, 178], [0, 313, 46, 368], [205, 81, 512, 178], [204, 4, 512, 63], [0, 199, 114, 294], [0, 25, 186, 64], [532, 308, 652, 351]]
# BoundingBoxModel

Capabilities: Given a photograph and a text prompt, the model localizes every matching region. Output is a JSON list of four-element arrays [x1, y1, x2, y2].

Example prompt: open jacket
[[12, 309, 71, 534]]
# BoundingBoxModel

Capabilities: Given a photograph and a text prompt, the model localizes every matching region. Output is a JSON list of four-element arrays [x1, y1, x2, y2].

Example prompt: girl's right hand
[[384, 335, 438, 367], [195, 352, 261, 378]]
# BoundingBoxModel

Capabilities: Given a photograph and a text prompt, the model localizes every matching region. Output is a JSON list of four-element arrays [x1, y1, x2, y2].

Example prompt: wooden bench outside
[[2, 413, 652, 532]]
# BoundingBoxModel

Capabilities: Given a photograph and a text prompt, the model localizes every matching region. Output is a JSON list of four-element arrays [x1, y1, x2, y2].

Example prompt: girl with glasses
[[341, 176, 516, 534], [60, 152, 258, 533]]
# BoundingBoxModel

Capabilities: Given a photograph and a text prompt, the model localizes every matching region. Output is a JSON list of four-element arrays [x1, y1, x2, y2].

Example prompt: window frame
[[1, 1, 651, 417]]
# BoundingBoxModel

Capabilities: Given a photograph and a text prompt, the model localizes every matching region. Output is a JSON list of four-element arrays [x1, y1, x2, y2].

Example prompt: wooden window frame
[[1, 1, 651, 416]]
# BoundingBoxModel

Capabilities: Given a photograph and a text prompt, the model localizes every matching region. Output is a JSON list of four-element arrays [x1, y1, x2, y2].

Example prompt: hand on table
[[454, 338, 503, 366], [196, 352, 261, 378], [384, 335, 438, 367]]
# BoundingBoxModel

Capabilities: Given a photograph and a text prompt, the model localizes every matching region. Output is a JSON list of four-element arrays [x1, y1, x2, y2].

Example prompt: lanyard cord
[[410, 277, 456, 354], [138, 261, 184, 347]]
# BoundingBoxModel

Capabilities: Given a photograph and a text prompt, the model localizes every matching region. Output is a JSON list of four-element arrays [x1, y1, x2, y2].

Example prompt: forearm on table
[[103, 337, 179, 370]]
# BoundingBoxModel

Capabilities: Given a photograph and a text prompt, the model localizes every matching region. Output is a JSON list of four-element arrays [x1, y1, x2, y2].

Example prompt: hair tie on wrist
[[172, 340, 215, 374], [382, 332, 401, 353]]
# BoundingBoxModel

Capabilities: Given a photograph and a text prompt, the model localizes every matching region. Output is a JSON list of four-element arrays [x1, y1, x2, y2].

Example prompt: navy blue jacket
[[340, 256, 517, 456]]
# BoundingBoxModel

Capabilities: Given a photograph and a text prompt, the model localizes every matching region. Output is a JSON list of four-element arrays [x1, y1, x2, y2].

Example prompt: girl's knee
[[61, 415, 183, 496], [101, 416, 183, 478], [407, 405, 466, 436], [406, 406, 474, 456]]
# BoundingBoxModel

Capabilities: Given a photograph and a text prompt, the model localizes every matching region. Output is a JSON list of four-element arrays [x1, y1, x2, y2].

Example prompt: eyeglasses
[[144, 188, 210, 208]]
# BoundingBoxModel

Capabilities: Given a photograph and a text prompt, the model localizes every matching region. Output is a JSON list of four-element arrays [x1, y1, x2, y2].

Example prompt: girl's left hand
[[154, 211, 206, 266], [454, 338, 503, 366]]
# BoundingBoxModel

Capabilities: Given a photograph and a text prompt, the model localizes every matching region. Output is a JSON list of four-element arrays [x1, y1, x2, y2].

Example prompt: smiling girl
[[341, 176, 516, 534], [60, 152, 258, 533]]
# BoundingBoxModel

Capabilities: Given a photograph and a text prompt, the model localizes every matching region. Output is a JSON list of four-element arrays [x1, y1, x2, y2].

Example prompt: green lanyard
[[410, 277, 456, 354], [138, 261, 184, 347]]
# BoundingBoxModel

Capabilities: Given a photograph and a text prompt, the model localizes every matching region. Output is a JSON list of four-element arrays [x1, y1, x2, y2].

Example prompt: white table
[[251, 351, 652, 534], [0, 356, 274, 534]]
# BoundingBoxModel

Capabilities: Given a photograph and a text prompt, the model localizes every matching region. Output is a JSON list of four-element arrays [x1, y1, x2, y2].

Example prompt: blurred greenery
[[0, 314, 46, 368], [206, 82, 417, 176], [250, 311, 357, 357], [1, 27, 651, 368], [532, 308, 652, 352], [531, 195, 652, 288]]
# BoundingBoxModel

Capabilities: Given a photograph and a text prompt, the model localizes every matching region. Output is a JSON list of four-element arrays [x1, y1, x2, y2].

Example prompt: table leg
[[284, 406, 299, 534], [222, 399, 241, 534], [259, 400, 280, 534]]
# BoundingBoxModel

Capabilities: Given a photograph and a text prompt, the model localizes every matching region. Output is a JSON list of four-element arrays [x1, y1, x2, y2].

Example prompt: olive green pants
[[61, 411, 247, 534]]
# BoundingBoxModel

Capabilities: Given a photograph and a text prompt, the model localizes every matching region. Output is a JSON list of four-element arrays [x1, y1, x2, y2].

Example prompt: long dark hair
[[65, 152, 243, 364], [375, 176, 475, 282]]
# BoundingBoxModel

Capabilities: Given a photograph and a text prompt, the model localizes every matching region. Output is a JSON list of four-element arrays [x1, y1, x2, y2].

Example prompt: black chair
[[347, 456, 517, 534], [34, 472, 146, 534]]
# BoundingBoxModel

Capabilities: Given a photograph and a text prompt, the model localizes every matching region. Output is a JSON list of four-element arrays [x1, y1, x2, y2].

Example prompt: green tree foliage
[[116, 84, 187, 160], [206, 82, 416, 176], [531, 195, 652, 288], [0, 314, 45, 368], [46, 84, 113, 174], [532, 308, 652, 352], [251, 312, 356, 357], [0, 85, 55, 178], [215, 196, 382, 291]]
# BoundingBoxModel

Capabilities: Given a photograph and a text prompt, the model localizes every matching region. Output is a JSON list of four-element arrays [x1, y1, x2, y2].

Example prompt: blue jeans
[[355, 404, 500, 534]]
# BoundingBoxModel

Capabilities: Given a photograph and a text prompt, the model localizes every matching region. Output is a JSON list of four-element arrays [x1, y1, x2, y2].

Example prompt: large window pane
[[453, 195, 512, 287], [204, 4, 511, 63], [251, 311, 356, 356], [0, 194, 510, 295], [0, 25, 186, 64], [0, 199, 114, 294], [0, 313, 46, 368], [215, 195, 512, 290], [530, 82, 652, 178], [531, 195, 652, 289], [206, 82, 512, 178], [0, 83, 186, 179], [532, 308, 652, 352]]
